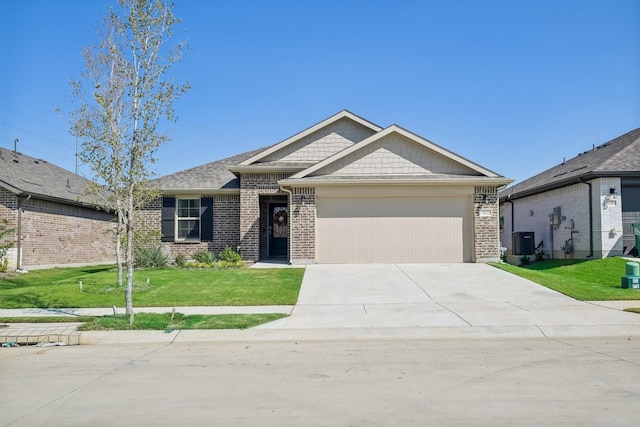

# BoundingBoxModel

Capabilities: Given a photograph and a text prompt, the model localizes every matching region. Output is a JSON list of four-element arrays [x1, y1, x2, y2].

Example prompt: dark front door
[[268, 203, 288, 257]]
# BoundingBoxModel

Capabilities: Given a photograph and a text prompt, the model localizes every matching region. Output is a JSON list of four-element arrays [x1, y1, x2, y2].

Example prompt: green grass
[[0, 265, 304, 308], [491, 258, 640, 301], [77, 312, 287, 330], [0, 313, 287, 329]]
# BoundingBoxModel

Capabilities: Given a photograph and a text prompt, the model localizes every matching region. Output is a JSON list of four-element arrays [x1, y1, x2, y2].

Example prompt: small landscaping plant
[[134, 246, 169, 268], [218, 246, 242, 263], [174, 253, 187, 267], [0, 219, 16, 272], [186, 247, 243, 269], [193, 250, 216, 264]]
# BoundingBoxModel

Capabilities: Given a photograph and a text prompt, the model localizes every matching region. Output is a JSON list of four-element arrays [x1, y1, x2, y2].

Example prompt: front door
[[268, 203, 288, 257]]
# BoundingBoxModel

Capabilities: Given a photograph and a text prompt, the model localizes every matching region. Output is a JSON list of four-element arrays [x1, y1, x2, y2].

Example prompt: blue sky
[[1, 0, 638, 185]]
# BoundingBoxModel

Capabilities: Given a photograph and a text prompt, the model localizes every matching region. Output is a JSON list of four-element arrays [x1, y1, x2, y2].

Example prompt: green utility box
[[621, 262, 640, 289]]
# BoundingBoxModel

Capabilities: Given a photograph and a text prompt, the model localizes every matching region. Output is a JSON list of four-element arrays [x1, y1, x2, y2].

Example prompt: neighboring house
[[499, 128, 640, 260], [0, 149, 116, 270], [142, 110, 512, 264]]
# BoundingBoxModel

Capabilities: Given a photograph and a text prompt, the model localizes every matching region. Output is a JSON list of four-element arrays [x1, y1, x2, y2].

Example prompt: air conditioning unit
[[512, 232, 535, 255]]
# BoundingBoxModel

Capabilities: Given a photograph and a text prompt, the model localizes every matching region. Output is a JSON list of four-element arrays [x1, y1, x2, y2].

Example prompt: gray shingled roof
[[500, 128, 640, 200], [0, 149, 103, 206], [151, 146, 271, 191]]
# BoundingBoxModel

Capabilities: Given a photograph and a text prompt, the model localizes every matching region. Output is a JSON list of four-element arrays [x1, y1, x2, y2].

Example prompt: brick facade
[[499, 178, 624, 260], [0, 187, 116, 270], [239, 173, 291, 261], [473, 186, 500, 262], [289, 187, 315, 264], [137, 194, 241, 260], [0, 188, 19, 269]]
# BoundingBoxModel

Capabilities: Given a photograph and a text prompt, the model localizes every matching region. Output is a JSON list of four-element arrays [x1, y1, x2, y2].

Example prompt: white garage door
[[316, 195, 472, 263]]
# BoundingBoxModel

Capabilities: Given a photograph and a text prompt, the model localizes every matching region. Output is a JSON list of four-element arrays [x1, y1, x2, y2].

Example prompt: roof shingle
[[150, 146, 270, 191], [500, 128, 640, 200], [0, 149, 102, 205]]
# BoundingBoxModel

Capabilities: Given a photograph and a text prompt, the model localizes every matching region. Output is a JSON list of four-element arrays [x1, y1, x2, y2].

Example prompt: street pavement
[[1, 337, 639, 426]]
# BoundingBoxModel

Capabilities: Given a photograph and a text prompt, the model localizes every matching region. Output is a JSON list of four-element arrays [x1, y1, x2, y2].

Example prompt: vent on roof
[[570, 166, 588, 173], [13, 159, 18, 163], [552, 171, 568, 178]]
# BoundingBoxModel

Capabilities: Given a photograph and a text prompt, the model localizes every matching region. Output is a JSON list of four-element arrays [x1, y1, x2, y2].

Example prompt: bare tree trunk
[[115, 214, 123, 287], [125, 193, 135, 325]]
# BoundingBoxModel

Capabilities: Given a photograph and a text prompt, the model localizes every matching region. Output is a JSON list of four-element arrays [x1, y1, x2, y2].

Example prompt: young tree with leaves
[[69, 0, 189, 324]]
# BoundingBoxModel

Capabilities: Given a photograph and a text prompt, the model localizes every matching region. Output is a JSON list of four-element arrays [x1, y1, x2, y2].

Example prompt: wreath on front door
[[273, 210, 288, 227]]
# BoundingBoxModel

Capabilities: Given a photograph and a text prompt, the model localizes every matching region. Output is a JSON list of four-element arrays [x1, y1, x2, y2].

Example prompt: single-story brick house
[[0, 149, 116, 270], [499, 128, 640, 260], [144, 111, 513, 264]]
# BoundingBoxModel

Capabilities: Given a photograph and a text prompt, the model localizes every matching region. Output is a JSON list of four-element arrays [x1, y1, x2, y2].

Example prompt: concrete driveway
[[257, 263, 640, 337]]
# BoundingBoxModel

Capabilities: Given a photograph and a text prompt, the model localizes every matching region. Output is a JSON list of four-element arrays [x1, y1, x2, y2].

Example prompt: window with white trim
[[176, 198, 201, 241]]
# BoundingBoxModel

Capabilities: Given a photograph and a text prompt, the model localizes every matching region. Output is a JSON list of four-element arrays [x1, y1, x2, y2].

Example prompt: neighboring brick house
[[499, 128, 640, 260], [145, 111, 512, 264], [0, 149, 116, 270]]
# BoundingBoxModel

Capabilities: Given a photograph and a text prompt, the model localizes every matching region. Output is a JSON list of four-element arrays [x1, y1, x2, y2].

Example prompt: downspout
[[280, 186, 293, 264], [16, 200, 22, 270], [502, 198, 514, 256], [503, 198, 515, 233], [579, 179, 594, 258]]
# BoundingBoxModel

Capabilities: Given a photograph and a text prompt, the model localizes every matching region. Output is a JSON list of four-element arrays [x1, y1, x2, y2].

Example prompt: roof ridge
[[595, 128, 640, 171]]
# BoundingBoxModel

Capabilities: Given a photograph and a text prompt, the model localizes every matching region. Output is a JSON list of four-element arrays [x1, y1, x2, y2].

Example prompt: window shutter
[[161, 197, 175, 242], [201, 197, 214, 241]]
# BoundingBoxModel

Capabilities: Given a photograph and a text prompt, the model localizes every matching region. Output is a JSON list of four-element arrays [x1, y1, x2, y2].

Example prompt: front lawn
[[0, 265, 304, 308], [491, 257, 640, 301]]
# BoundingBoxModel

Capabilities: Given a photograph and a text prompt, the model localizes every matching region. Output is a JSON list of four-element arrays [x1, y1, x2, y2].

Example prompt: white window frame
[[175, 197, 201, 242]]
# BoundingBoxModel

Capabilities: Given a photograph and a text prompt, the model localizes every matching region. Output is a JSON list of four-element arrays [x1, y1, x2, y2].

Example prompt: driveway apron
[[256, 263, 640, 335]]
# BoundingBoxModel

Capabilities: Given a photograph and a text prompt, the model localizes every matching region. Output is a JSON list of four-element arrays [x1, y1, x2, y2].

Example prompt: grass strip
[[77, 312, 287, 330], [0, 313, 286, 329], [491, 258, 640, 301]]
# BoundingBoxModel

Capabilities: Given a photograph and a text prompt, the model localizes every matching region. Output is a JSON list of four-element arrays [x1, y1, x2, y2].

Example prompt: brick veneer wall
[[239, 173, 291, 260], [136, 194, 241, 260], [0, 188, 19, 269], [289, 187, 315, 264], [474, 186, 500, 262], [499, 179, 623, 259], [19, 197, 116, 267]]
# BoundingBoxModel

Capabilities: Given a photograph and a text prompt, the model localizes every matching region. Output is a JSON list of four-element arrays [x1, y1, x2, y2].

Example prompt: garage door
[[316, 195, 472, 263]]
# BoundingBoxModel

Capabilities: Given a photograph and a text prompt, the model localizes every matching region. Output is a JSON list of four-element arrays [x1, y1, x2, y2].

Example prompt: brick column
[[473, 185, 500, 262], [289, 187, 315, 264]]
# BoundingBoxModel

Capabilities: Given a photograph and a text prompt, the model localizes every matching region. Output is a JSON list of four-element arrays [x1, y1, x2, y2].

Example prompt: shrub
[[174, 254, 186, 267], [218, 260, 244, 269], [135, 246, 169, 268], [218, 246, 242, 263], [0, 219, 16, 272], [193, 250, 216, 264], [519, 254, 530, 266]]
